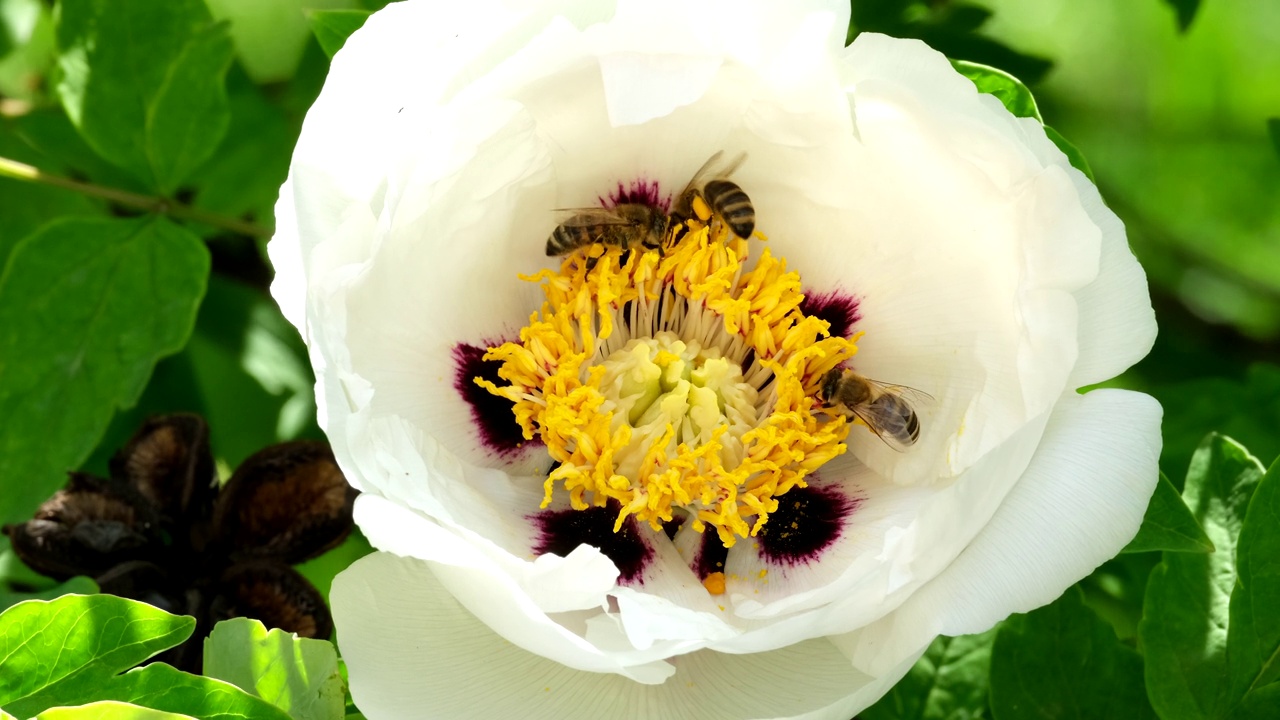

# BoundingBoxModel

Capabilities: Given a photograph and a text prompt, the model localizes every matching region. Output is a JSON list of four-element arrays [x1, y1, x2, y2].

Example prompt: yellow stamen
[[480, 212, 857, 548]]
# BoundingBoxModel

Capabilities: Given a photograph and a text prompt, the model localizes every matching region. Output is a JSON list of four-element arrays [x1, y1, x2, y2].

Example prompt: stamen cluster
[[478, 216, 858, 546]]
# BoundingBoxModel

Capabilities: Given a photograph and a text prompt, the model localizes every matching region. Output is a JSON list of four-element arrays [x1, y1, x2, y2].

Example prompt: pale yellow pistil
[[478, 210, 859, 548]]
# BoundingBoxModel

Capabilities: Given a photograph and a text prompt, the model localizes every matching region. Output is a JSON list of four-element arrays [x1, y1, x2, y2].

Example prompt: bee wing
[[552, 208, 639, 227], [677, 151, 748, 200], [846, 402, 917, 452]]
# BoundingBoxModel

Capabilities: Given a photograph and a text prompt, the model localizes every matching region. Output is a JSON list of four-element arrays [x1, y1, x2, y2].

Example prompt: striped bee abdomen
[[704, 179, 755, 238]]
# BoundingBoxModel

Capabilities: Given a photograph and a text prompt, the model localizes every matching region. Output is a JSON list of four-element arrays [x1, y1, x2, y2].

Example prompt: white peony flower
[[270, 0, 1162, 717]]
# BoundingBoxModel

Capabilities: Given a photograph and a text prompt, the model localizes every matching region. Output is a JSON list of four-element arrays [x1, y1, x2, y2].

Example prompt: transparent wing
[[552, 208, 638, 227], [677, 151, 748, 200]]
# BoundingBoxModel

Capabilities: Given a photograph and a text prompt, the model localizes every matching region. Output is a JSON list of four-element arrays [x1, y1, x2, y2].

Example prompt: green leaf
[[0, 576, 98, 613], [45, 663, 292, 720], [0, 118, 103, 264], [36, 701, 196, 720], [206, 0, 357, 83], [989, 586, 1155, 719], [1152, 365, 1280, 480], [1268, 118, 1279, 159], [1123, 472, 1215, 554], [0, 216, 209, 526], [203, 618, 345, 720], [307, 9, 371, 59], [1140, 434, 1265, 720], [1226, 453, 1280, 715], [1164, 0, 1203, 32], [862, 627, 997, 720], [1042, 125, 1097, 183], [55, 0, 234, 194], [951, 59, 1041, 121], [0, 594, 193, 710]]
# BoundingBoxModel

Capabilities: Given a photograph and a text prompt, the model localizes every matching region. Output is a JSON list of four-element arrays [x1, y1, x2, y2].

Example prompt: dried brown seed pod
[[213, 441, 357, 565]]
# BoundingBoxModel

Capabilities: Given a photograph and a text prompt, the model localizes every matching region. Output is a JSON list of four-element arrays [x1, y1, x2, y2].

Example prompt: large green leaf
[[55, 0, 233, 193], [203, 618, 344, 720], [0, 118, 103, 264], [989, 587, 1155, 719], [0, 216, 209, 526], [1123, 472, 1215, 554], [0, 594, 193, 710], [307, 9, 371, 59], [1140, 434, 1265, 719], [862, 627, 997, 720], [1224, 453, 1280, 715], [1163, 0, 1202, 32], [46, 663, 291, 720], [205, 0, 356, 82], [36, 701, 196, 720]]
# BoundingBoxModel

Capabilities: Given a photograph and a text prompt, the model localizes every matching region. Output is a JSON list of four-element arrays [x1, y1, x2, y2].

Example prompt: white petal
[[334, 551, 916, 720], [838, 389, 1161, 674]]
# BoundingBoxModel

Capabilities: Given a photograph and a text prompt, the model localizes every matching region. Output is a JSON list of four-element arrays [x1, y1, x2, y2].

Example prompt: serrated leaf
[[55, 0, 233, 193], [307, 9, 371, 59], [1140, 434, 1265, 720], [0, 216, 209, 526], [0, 594, 193, 710], [1226, 453, 1280, 715], [990, 587, 1155, 719], [0, 576, 98, 613], [1123, 472, 1215, 554], [203, 617, 344, 720], [36, 701, 196, 720], [1042, 125, 1096, 183], [1164, 0, 1202, 32], [951, 59, 1041, 121], [862, 627, 997, 720]]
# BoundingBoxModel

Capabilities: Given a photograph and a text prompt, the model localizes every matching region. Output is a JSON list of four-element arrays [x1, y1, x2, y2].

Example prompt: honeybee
[[673, 151, 755, 239], [545, 204, 670, 258], [818, 368, 922, 448]]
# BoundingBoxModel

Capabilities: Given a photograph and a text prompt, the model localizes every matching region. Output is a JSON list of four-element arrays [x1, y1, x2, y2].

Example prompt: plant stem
[[0, 155, 272, 238]]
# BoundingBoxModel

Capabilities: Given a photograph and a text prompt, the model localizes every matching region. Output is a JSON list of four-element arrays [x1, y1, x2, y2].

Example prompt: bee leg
[[585, 255, 599, 271], [619, 249, 632, 266]]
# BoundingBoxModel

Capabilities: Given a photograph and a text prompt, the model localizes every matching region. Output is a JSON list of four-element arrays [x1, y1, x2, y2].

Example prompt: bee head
[[819, 368, 842, 404], [643, 213, 669, 250]]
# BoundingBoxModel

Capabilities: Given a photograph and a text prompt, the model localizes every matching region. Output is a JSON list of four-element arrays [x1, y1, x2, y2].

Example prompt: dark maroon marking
[[661, 514, 685, 541], [532, 502, 653, 584], [601, 179, 670, 212], [800, 289, 862, 339], [451, 342, 541, 457], [756, 484, 859, 566], [694, 531, 730, 580]]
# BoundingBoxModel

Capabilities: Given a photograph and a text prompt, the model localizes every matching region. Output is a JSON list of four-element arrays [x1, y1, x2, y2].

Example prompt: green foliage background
[[0, 1, 1277, 719]]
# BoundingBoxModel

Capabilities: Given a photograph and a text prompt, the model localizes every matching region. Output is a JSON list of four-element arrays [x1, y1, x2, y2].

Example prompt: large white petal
[[838, 388, 1161, 674], [334, 551, 917, 720]]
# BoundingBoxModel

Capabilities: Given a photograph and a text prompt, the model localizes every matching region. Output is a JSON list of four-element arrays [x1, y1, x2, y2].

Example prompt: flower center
[[477, 191, 858, 554]]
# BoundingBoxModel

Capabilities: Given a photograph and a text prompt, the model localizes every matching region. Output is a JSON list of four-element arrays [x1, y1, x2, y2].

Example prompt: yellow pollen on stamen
[[478, 211, 858, 547]]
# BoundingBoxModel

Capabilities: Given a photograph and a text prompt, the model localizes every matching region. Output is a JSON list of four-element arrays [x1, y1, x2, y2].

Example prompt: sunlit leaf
[[203, 617, 345, 720], [1123, 472, 1214, 554], [0, 217, 209, 526], [55, 0, 234, 193], [1140, 434, 1265, 719], [951, 59, 1041, 121], [0, 594, 193, 710], [990, 586, 1155, 719], [862, 627, 997, 720], [36, 701, 195, 720]]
